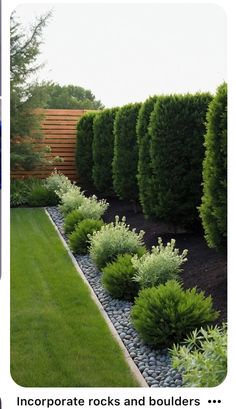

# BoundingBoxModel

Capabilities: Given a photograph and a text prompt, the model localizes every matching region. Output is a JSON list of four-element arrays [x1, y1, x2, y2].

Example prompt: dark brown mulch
[[102, 197, 227, 324]]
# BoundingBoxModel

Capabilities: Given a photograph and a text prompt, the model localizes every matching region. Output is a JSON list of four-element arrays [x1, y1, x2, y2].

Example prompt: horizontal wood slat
[[11, 108, 94, 181]]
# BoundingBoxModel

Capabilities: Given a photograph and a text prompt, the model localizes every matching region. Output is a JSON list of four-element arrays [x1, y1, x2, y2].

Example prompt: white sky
[[14, 3, 226, 108]]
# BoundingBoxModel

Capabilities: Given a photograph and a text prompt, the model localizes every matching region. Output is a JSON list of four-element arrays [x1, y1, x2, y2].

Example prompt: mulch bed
[[100, 197, 227, 324]]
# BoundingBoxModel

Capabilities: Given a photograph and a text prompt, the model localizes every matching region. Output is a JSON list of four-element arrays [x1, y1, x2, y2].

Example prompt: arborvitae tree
[[200, 83, 227, 248], [76, 112, 98, 189], [112, 103, 142, 201], [92, 107, 119, 195], [149, 93, 212, 228], [136, 95, 158, 216]]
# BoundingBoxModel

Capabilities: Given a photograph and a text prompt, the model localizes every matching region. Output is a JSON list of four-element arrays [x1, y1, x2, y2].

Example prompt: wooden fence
[[11, 109, 91, 181]]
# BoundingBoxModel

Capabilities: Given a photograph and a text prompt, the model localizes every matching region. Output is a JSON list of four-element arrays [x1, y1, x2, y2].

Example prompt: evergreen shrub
[[149, 93, 212, 227], [136, 95, 158, 215], [28, 184, 59, 206], [69, 219, 104, 254], [199, 83, 227, 248], [76, 112, 98, 189], [10, 178, 59, 207], [112, 103, 142, 201], [11, 179, 35, 207], [102, 253, 142, 301], [64, 209, 85, 234], [131, 280, 219, 348], [92, 107, 119, 194]]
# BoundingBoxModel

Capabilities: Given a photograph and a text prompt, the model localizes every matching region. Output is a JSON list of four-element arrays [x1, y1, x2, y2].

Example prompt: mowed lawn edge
[[11, 208, 139, 387]]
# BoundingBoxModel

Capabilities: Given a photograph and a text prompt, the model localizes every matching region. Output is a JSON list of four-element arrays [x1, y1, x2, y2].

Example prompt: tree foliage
[[38, 83, 104, 110], [10, 11, 52, 170], [199, 83, 227, 248]]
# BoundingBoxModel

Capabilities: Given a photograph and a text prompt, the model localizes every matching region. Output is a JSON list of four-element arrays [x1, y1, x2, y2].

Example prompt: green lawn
[[11, 208, 139, 387]]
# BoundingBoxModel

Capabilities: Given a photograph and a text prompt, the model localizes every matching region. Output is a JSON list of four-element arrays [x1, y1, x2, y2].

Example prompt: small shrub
[[102, 254, 140, 301], [64, 209, 85, 234], [78, 196, 108, 220], [64, 196, 108, 233], [59, 185, 85, 215], [89, 215, 145, 270], [92, 107, 119, 194], [28, 184, 59, 206], [112, 103, 142, 201], [170, 324, 227, 387], [76, 112, 99, 188], [45, 169, 73, 199], [131, 280, 219, 349], [199, 83, 227, 248], [10, 178, 58, 207], [132, 238, 188, 289], [10, 179, 32, 207], [69, 219, 104, 254], [136, 95, 158, 216]]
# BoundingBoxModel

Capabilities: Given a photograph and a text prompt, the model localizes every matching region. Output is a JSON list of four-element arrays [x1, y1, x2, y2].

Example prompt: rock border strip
[[46, 207, 182, 388], [45, 208, 147, 387]]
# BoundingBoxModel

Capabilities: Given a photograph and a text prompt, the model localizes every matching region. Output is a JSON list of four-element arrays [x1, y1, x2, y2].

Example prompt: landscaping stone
[[46, 206, 183, 388]]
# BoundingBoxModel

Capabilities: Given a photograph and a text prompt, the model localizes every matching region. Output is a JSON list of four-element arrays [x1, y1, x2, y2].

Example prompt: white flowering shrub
[[132, 238, 188, 289], [89, 215, 145, 269], [59, 185, 86, 215], [170, 324, 227, 387], [45, 169, 73, 198], [78, 195, 109, 220]]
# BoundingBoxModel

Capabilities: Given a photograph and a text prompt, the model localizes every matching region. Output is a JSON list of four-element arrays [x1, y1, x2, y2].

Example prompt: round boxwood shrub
[[89, 215, 145, 270], [92, 107, 119, 194], [64, 209, 85, 234], [69, 218, 104, 254], [131, 280, 219, 349], [76, 112, 98, 189], [136, 95, 158, 216], [102, 253, 142, 301], [112, 103, 142, 201], [199, 83, 227, 248], [149, 93, 212, 227]]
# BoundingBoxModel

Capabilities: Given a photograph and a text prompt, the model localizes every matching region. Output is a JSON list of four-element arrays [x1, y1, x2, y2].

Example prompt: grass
[[11, 208, 139, 387]]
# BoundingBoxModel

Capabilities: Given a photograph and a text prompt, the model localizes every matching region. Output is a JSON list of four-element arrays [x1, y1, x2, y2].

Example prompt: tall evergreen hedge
[[92, 107, 119, 195], [200, 83, 227, 248], [112, 103, 142, 201], [137, 95, 158, 215], [149, 93, 212, 227], [76, 112, 98, 189]]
